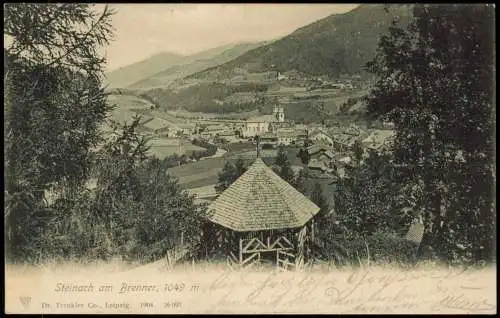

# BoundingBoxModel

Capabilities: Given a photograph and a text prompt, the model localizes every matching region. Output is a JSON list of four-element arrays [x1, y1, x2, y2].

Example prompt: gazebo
[[206, 157, 320, 270]]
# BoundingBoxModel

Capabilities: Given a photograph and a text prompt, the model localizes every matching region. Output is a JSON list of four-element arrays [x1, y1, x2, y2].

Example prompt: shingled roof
[[207, 158, 320, 232]]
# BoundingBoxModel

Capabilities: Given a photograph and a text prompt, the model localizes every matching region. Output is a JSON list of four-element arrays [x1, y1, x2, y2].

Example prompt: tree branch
[[43, 5, 111, 69]]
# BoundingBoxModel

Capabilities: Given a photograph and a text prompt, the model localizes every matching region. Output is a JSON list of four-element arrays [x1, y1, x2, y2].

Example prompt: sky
[[100, 4, 360, 72]]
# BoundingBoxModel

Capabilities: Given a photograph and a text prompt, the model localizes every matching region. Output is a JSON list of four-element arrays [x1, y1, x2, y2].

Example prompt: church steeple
[[277, 107, 285, 122]]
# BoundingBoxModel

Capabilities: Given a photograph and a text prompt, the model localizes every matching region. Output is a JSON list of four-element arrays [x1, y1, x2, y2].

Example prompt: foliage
[[310, 182, 332, 236], [261, 143, 275, 150], [297, 147, 311, 166], [4, 4, 207, 264], [215, 157, 248, 194], [4, 4, 115, 262], [339, 97, 360, 114], [191, 138, 217, 159], [275, 145, 290, 167], [274, 145, 295, 184], [142, 82, 269, 113], [365, 4, 495, 263], [129, 158, 205, 262], [352, 139, 364, 163], [293, 168, 308, 195], [334, 150, 414, 237], [314, 230, 420, 266]]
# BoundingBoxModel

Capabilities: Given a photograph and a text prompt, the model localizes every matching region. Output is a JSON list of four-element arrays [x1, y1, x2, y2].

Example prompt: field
[[107, 94, 155, 124], [166, 144, 307, 190], [166, 109, 260, 120], [148, 139, 206, 159], [168, 157, 227, 189], [5, 262, 496, 314]]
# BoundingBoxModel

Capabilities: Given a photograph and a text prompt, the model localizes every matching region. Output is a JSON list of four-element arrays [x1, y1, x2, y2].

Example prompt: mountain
[[105, 41, 269, 90], [128, 41, 269, 90], [187, 4, 413, 81], [104, 52, 185, 89]]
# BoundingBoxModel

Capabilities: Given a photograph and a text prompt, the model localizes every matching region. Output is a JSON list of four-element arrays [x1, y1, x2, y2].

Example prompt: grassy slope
[[106, 93, 156, 124]]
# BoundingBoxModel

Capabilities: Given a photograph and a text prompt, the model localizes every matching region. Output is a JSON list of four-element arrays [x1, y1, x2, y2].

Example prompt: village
[[120, 99, 395, 205]]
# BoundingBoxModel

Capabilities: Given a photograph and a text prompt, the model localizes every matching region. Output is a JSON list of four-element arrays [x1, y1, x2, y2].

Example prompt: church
[[242, 106, 285, 138]]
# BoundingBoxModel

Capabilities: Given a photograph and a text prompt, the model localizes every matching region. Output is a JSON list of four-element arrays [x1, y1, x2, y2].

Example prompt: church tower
[[273, 105, 279, 118], [277, 107, 285, 122]]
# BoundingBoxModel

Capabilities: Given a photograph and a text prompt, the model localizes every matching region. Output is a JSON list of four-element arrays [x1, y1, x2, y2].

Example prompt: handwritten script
[[202, 267, 495, 314], [5, 266, 496, 314]]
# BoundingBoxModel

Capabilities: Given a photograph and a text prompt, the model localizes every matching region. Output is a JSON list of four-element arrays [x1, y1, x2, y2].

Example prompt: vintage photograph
[[4, 3, 496, 314]]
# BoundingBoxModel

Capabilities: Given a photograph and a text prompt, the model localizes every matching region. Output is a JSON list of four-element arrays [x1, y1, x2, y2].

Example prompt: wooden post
[[239, 237, 243, 265], [311, 220, 315, 242]]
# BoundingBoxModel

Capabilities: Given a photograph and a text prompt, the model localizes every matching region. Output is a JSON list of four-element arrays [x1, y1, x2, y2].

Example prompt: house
[[382, 121, 395, 129], [308, 159, 327, 173], [338, 156, 352, 165], [167, 123, 195, 137], [331, 83, 346, 89], [308, 143, 335, 163], [277, 72, 288, 81], [344, 124, 362, 136], [199, 131, 213, 141], [260, 132, 278, 147], [242, 106, 285, 138], [143, 117, 170, 136], [332, 134, 357, 152], [294, 128, 308, 145], [215, 130, 236, 143], [295, 124, 308, 131], [202, 124, 229, 139], [309, 130, 334, 146], [362, 130, 395, 154], [177, 123, 195, 135], [277, 130, 298, 146]]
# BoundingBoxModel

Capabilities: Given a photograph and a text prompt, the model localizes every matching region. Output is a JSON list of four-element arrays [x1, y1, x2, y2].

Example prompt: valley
[[103, 4, 405, 210]]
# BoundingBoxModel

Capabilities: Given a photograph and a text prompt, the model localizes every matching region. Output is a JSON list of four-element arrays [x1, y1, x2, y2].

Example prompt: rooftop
[[307, 143, 331, 154], [207, 158, 320, 232], [143, 117, 170, 130], [246, 114, 277, 123]]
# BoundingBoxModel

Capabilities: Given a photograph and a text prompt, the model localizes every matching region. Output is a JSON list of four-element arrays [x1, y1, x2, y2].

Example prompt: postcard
[[4, 3, 496, 315]]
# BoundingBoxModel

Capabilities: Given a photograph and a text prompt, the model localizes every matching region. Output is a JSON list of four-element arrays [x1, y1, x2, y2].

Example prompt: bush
[[314, 230, 420, 266], [262, 143, 274, 149]]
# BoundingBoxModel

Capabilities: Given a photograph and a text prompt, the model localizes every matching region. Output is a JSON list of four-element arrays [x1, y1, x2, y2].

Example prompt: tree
[[215, 157, 248, 194], [297, 148, 311, 166], [334, 150, 412, 238], [365, 4, 495, 263], [293, 167, 308, 195], [310, 181, 332, 234], [275, 145, 289, 167], [275, 145, 295, 184], [303, 137, 313, 148], [131, 158, 205, 263], [352, 139, 364, 163], [311, 183, 329, 216], [4, 4, 115, 262]]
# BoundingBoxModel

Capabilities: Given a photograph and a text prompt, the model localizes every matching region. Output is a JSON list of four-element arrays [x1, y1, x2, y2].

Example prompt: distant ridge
[[105, 41, 269, 90], [186, 4, 413, 81]]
